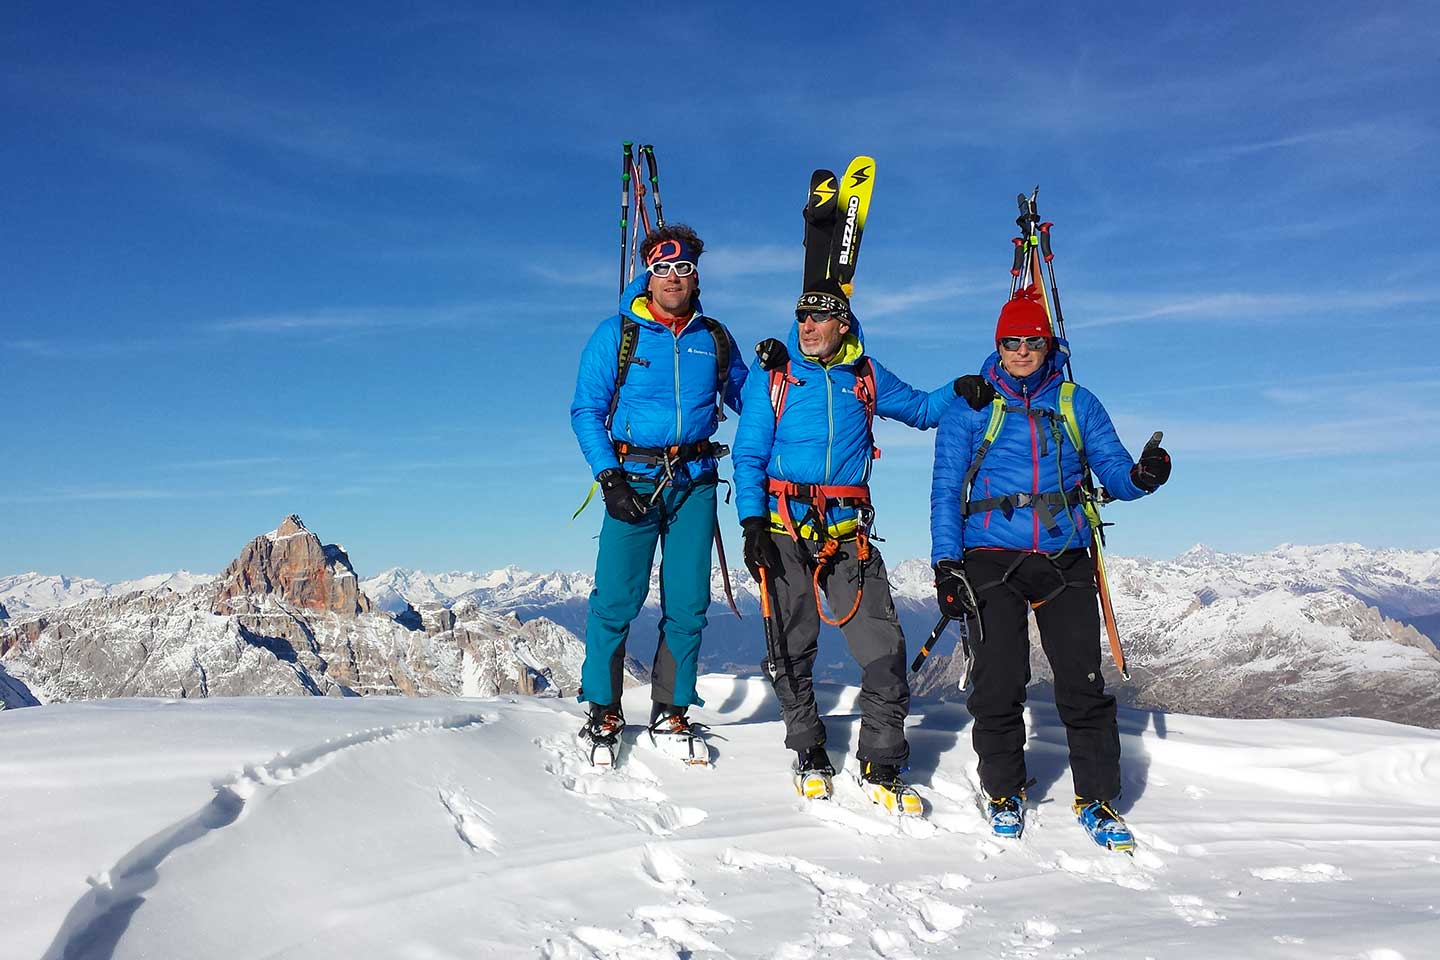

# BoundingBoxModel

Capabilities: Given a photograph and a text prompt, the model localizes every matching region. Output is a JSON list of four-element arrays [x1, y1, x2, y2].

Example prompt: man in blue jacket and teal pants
[[930, 287, 1171, 848], [570, 224, 748, 767], [733, 281, 961, 813]]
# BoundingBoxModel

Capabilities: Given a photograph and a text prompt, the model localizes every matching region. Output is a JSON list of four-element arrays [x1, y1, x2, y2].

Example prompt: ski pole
[[643, 144, 665, 229], [619, 142, 633, 297], [631, 155, 654, 237]]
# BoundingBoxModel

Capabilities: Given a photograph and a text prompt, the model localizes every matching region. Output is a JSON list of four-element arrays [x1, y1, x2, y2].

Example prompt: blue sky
[[3, 2, 1438, 581]]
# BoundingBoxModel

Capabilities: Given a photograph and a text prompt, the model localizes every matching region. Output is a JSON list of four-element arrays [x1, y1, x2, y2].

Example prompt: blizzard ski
[[831, 156, 875, 298]]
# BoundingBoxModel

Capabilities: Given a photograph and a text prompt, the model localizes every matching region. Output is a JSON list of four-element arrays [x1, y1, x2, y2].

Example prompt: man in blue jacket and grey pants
[[930, 286, 1171, 849], [733, 280, 960, 813], [570, 224, 747, 767]]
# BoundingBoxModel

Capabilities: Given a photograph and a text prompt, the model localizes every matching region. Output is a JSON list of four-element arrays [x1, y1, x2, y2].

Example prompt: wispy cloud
[[1181, 120, 1433, 166], [10, 337, 177, 359], [853, 273, 994, 320], [699, 245, 799, 279], [207, 303, 499, 334], [1075, 288, 1440, 330], [0, 486, 295, 504]]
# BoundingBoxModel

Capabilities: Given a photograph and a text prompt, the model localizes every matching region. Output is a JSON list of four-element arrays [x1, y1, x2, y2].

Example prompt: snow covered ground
[[3, 678, 1438, 959]]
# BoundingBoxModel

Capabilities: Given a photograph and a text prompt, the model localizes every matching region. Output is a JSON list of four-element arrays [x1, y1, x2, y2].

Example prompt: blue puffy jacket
[[929, 339, 1148, 564], [571, 272, 748, 484], [733, 312, 955, 536]]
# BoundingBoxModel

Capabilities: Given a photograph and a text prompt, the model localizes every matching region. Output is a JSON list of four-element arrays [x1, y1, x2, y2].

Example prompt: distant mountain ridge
[[0, 516, 618, 710], [6, 540, 1438, 726]]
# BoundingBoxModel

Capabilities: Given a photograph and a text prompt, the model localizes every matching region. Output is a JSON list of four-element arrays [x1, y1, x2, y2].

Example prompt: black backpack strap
[[701, 316, 732, 422], [605, 316, 640, 431]]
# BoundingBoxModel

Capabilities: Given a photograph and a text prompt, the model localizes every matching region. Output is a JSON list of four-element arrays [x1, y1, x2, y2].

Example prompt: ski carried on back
[[1012, 187, 1131, 681]]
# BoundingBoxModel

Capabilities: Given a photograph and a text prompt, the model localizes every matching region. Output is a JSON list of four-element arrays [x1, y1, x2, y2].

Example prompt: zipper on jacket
[[1024, 382, 1040, 551], [672, 330, 683, 442], [824, 369, 835, 481]]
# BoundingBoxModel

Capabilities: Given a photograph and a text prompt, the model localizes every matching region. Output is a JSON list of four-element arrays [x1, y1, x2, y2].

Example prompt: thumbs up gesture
[[1131, 431, 1171, 492]]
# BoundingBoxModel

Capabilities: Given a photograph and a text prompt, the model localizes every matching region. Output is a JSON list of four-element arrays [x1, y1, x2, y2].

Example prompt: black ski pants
[[761, 532, 910, 767], [965, 548, 1121, 802]]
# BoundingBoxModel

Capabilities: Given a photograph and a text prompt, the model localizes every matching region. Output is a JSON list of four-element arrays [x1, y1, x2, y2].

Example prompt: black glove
[[953, 374, 996, 411], [742, 516, 781, 582], [934, 559, 980, 619], [1130, 432, 1171, 492], [755, 337, 789, 371], [598, 468, 648, 523]]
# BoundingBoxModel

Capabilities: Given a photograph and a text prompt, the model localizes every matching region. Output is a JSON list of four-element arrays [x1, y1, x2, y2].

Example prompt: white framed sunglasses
[[998, 335, 1048, 352], [648, 260, 696, 278]]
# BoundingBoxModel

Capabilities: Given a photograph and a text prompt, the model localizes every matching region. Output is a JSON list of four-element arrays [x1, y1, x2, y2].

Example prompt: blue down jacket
[[733, 312, 954, 536], [929, 338, 1148, 563], [571, 272, 748, 484]]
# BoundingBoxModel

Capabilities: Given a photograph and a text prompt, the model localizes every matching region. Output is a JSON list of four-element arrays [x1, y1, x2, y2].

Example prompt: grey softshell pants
[[760, 531, 911, 767]]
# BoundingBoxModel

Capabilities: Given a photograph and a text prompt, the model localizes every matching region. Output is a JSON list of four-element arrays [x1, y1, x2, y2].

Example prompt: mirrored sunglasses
[[797, 311, 843, 325], [998, 335, 1049, 352], [648, 260, 696, 278]]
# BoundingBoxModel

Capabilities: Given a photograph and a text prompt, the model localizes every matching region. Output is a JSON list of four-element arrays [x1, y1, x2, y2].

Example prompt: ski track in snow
[[40, 713, 491, 960]]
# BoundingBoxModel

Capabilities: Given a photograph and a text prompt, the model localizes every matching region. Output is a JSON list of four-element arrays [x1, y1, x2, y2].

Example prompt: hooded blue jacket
[[733, 312, 955, 536], [929, 338, 1148, 564], [571, 272, 748, 484]]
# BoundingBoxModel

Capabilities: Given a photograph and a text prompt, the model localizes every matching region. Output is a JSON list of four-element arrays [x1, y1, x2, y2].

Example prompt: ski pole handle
[[1010, 238, 1025, 277], [910, 615, 951, 672], [1143, 431, 1164, 454], [1039, 222, 1054, 263], [759, 566, 773, 619], [643, 144, 664, 228]]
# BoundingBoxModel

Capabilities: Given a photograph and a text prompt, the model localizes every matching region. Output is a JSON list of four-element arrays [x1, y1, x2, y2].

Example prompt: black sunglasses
[[998, 336, 1049, 352]]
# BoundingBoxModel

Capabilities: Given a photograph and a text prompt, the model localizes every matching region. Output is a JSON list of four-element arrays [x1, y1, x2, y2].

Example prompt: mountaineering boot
[[578, 704, 624, 769], [984, 794, 1025, 839], [1073, 798, 1135, 853], [793, 745, 835, 800], [858, 760, 924, 817], [646, 705, 710, 766]]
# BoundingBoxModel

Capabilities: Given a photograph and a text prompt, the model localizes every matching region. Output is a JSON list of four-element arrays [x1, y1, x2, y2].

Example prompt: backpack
[[605, 315, 732, 430], [758, 338, 879, 460]]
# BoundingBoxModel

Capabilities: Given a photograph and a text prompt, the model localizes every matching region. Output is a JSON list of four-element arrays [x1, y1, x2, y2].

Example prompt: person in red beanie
[[929, 285, 1171, 850]]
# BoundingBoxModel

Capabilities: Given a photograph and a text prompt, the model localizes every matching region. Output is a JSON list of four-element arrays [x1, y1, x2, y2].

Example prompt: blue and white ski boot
[[1073, 798, 1135, 853], [984, 794, 1025, 839]]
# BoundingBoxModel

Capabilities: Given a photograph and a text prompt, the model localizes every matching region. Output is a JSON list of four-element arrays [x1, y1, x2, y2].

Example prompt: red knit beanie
[[995, 285, 1052, 341]]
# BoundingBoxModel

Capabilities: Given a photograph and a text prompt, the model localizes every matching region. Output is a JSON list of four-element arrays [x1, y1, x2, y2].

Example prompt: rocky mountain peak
[[212, 515, 372, 617], [274, 514, 308, 538]]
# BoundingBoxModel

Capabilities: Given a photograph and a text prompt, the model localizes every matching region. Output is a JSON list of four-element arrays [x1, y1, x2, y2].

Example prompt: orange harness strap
[[764, 478, 873, 628]]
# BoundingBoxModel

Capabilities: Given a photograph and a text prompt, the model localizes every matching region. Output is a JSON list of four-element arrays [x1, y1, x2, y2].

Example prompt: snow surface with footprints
[[2, 677, 1438, 959]]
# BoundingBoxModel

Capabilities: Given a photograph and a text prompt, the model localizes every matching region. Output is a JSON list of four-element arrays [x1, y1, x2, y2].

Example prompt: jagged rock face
[[0, 586, 603, 704], [212, 515, 371, 617], [0, 601, 8, 620], [0, 515, 621, 706]]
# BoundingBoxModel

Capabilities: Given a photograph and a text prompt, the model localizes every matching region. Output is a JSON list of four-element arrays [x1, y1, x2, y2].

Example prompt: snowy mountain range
[[6, 535, 1439, 727], [0, 516, 620, 710]]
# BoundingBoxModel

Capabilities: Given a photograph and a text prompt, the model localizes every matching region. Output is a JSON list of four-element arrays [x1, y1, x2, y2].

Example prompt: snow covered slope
[[2, 680, 1437, 959]]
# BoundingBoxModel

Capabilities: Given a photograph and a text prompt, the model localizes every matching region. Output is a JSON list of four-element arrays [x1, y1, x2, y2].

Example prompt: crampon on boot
[[646, 707, 710, 766], [793, 745, 835, 800], [858, 761, 923, 817], [984, 793, 1025, 839], [1073, 798, 1135, 853], [578, 705, 624, 769]]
